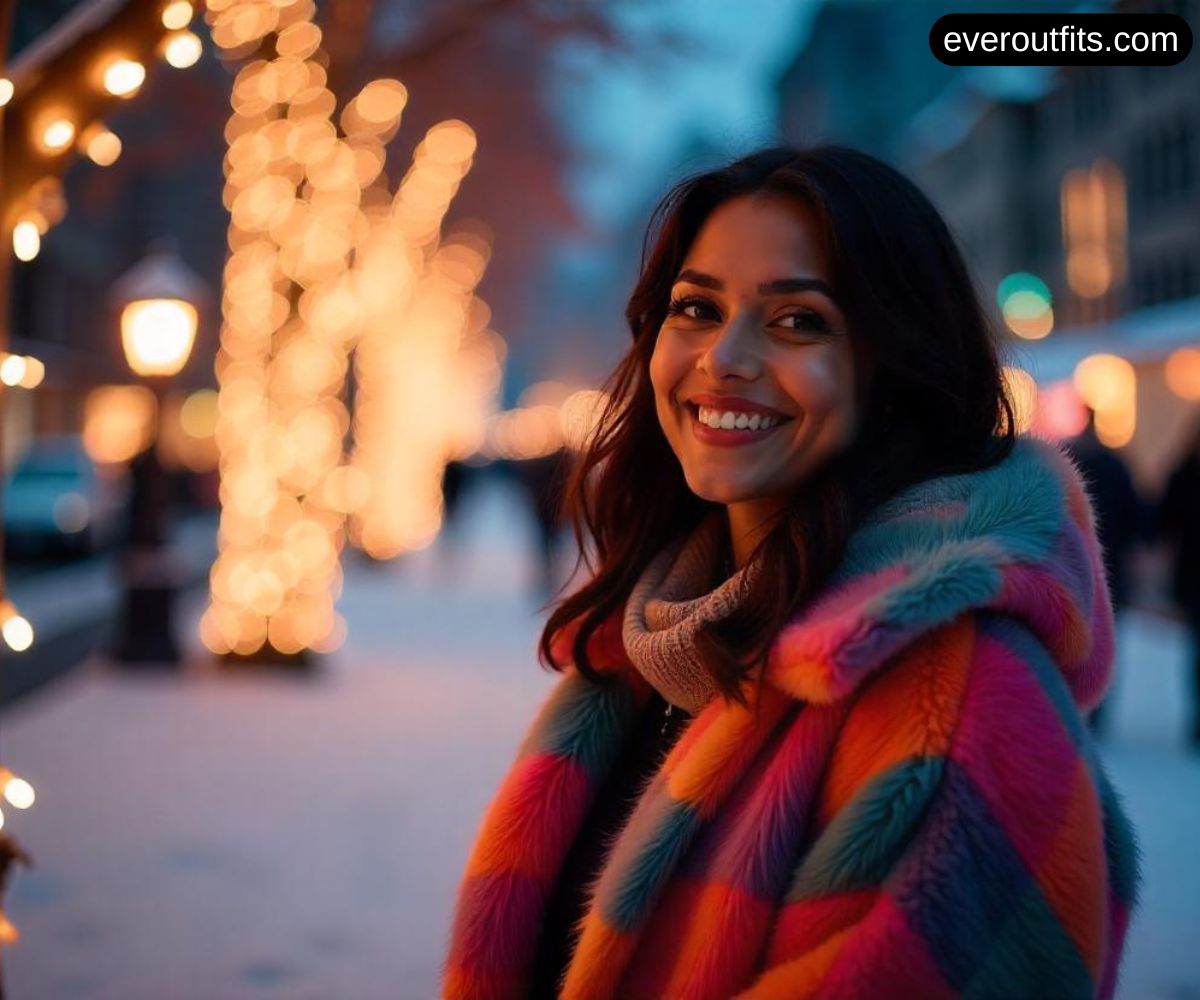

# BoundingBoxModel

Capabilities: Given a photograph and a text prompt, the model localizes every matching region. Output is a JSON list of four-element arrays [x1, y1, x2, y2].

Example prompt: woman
[[442, 146, 1139, 999]]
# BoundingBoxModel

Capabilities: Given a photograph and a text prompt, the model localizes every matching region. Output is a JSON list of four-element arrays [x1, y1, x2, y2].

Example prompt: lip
[[686, 404, 791, 448]]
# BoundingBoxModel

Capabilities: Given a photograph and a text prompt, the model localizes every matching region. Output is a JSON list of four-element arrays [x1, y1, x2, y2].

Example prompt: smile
[[686, 403, 793, 447]]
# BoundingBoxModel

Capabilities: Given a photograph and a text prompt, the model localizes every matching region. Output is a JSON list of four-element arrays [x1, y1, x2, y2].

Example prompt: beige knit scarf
[[621, 509, 761, 715]]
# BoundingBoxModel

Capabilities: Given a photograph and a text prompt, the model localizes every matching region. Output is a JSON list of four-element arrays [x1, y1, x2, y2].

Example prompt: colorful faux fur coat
[[442, 436, 1140, 999]]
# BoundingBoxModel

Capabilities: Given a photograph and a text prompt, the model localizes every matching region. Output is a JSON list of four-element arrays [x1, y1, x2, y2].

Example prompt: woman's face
[[649, 193, 859, 511]]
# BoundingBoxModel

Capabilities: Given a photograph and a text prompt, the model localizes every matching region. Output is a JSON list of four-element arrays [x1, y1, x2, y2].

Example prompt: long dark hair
[[537, 145, 1016, 704]]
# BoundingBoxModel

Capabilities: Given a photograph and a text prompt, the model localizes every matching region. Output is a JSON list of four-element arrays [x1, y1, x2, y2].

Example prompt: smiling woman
[[442, 146, 1139, 1000]]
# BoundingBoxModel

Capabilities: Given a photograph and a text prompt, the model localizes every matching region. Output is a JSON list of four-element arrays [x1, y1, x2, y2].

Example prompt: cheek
[[785, 348, 856, 418], [649, 333, 685, 411]]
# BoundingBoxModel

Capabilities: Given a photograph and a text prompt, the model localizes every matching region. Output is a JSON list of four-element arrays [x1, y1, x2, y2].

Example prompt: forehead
[[680, 193, 829, 283]]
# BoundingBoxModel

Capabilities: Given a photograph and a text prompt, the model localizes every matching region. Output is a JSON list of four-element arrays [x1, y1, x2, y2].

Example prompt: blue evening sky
[[548, 1, 819, 229]]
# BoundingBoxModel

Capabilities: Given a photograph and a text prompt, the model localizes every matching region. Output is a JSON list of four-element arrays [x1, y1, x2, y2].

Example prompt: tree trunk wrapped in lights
[[200, 0, 500, 659]]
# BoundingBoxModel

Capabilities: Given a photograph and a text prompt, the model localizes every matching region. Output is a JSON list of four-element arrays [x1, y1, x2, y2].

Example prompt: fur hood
[[765, 435, 1114, 707]]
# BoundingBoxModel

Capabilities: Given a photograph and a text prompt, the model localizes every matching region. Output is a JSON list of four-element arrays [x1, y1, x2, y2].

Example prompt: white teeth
[[696, 406, 781, 431]]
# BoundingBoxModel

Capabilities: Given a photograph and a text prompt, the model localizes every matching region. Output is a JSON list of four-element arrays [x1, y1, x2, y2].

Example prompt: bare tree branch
[[325, 0, 530, 96]]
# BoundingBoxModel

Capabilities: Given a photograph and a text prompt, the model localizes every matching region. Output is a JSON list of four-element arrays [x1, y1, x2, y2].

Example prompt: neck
[[726, 497, 787, 571]]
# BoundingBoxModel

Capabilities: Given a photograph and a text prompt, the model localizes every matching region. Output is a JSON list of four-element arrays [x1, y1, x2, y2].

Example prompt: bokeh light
[[1, 353, 46, 388], [0, 773, 35, 811], [1, 605, 34, 653], [102, 58, 146, 97], [39, 117, 75, 153], [81, 123, 123, 166], [1164, 347, 1200, 401], [1030, 380, 1089, 441], [164, 30, 203, 69], [83, 385, 157, 463], [0, 355, 27, 386], [1074, 353, 1136, 447], [12, 221, 41, 261], [162, 1, 194, 30], [998, 273, 1054, 340], [1061, 160, 1127, 300]]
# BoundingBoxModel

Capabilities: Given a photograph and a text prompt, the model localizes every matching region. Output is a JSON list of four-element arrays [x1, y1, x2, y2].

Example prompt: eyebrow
[[674, 268, 838, 303]]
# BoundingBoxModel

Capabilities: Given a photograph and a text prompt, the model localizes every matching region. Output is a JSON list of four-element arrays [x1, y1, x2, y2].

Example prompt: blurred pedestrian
[[431, 458, 473, 580], [512, 448, 569, 597], [1157, 415, 1200, 745], [441, 457, 471, 528], [1064, 406, 1147, 734], [442, 146, 1137, 999]]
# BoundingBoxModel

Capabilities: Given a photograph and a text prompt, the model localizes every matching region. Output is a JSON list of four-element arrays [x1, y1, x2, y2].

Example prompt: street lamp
[[121, 298, 197, 377], [109, 244, 206, 664]]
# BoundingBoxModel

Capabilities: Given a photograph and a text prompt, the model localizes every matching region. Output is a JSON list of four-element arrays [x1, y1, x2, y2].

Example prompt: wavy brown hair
[[536, 145, 1016, 705]]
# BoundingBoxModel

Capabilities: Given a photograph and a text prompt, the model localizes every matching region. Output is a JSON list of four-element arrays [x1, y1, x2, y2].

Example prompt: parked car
[[3, 435, 130, 558]]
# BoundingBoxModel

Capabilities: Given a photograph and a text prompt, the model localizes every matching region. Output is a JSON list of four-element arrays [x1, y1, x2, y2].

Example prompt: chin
[[682, 470, 765, 505]]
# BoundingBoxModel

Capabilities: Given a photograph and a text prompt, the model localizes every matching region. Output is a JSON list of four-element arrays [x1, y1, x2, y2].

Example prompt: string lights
[[79, 122, 123, 165], [199, 0, 502, 657], [101, 57, 147, 97], [0, 352, 46, 389], [2, 0, 206, 660], [0, 599, 34, 654]]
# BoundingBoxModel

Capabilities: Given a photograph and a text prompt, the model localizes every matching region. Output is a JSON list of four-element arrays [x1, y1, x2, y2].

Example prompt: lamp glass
[[121, 298, 198, 376]]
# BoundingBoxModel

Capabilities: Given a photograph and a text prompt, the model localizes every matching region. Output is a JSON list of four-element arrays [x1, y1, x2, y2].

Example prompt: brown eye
[[666, 295, 719, 322], [777, 310, 830, 333]]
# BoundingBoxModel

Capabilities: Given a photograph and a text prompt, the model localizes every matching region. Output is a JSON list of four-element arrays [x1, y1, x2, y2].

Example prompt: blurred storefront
[[907, 2, 1198, 492], [779, 0, 1199, 493]]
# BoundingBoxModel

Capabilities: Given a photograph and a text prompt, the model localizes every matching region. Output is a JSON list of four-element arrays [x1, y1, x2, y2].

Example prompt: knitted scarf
[[621, 509, 761, 714]]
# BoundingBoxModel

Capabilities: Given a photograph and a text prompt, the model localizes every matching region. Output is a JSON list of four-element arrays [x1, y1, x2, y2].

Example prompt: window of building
[[1071, 69, 1113, 135], [1134, 120, 1196, 212]]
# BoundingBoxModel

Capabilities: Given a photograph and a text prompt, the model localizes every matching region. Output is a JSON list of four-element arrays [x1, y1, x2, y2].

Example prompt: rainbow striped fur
[[442, 435, 1140, 999]]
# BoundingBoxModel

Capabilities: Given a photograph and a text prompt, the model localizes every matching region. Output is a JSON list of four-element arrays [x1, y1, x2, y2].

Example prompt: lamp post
[[109, 244, 205, 664]]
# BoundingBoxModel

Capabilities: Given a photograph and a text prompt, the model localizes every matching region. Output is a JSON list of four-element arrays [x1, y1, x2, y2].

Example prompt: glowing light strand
[[201, 0, 498, 655]]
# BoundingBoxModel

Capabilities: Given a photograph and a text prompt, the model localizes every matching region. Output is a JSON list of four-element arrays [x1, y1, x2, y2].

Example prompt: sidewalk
[[1, 475, 562, 1000], [0, 473, 1198, 999]]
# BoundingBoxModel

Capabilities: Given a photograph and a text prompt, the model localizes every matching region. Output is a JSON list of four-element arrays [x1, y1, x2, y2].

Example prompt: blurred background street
[[1, 0, 1199, 996]]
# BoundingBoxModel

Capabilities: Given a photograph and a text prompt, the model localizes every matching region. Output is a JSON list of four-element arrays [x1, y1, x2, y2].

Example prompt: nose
[[697, 311, 761, 381]]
